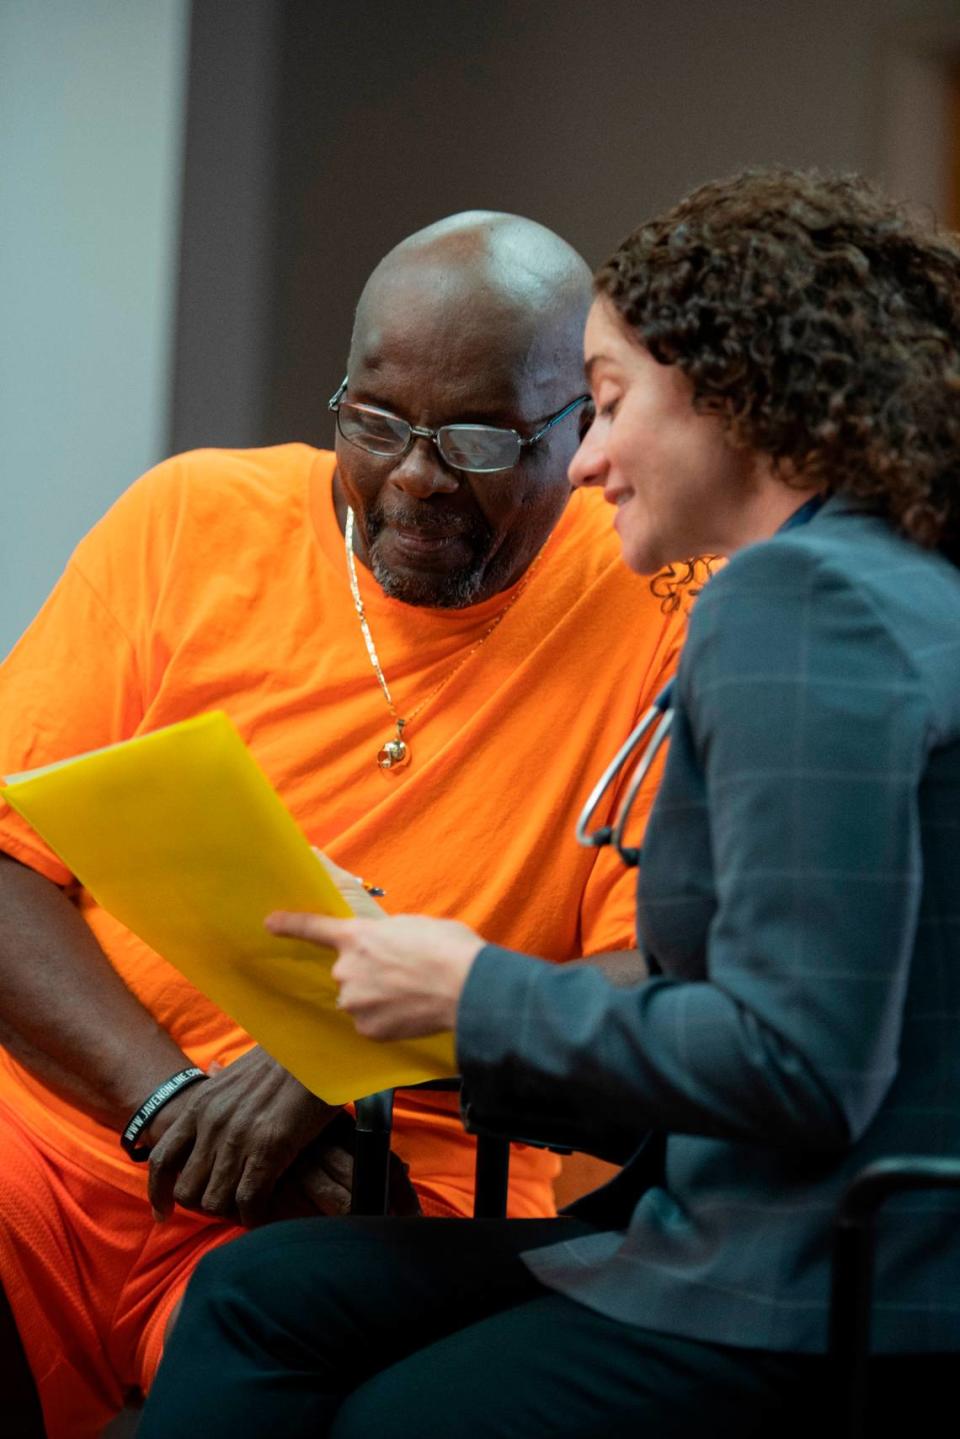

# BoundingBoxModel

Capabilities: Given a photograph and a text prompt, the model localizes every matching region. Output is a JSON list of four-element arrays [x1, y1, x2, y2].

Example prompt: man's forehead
[[351, 267, 581, 398], [351, 322, 572, 420]]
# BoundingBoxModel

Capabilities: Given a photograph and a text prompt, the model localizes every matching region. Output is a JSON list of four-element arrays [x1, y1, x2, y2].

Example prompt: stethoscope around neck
[[575, 679, 674, 869], [575, 493, 825, 870]]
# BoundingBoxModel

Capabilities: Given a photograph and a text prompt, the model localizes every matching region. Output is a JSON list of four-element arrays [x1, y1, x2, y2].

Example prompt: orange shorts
[[0, 1100, 241, 1439], [0, 1094, 544, 1436]]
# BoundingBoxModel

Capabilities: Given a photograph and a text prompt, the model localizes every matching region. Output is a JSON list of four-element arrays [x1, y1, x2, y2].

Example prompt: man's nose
[[390, 435, 460, 498]]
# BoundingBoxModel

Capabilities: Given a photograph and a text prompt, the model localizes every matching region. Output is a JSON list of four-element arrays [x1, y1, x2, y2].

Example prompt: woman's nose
[[568, 425, 607, 490]]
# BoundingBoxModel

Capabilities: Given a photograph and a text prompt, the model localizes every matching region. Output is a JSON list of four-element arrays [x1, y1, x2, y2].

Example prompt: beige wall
[[0, 0, 189, 657]]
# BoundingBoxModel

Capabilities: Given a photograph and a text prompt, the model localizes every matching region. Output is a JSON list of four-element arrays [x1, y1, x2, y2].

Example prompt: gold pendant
[[378, 736, 410, 771]]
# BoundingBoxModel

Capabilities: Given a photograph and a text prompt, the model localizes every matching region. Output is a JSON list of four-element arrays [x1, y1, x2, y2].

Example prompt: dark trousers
[[138, 1216, 946, 1439]]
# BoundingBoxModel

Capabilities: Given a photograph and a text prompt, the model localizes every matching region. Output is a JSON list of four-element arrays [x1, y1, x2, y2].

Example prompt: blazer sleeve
[[457, 538, 930, 1154]]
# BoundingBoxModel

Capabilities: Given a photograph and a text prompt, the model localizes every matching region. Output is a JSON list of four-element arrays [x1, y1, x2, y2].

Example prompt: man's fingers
[[265, 912, 357, 947], [316, 1143, 354, 1190], [234, 1152, 288, 1228], [295, 1165, 352, 1217], [147, 1122, 196, 1222], [194, 1141, 248, 1219]]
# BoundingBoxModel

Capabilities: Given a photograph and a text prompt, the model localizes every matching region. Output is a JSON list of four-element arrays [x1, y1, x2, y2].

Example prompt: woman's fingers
[[264, 911, 480, 1039], [265, 911, 370, 1012], [265, 911, 357, 947]]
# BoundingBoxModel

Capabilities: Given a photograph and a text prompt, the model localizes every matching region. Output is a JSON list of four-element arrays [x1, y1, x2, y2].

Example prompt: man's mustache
[[368, 505, 490, 543]]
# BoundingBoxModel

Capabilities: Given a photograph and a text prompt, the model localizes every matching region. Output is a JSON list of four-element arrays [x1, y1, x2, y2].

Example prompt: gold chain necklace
[[344, 507, 534, 771]]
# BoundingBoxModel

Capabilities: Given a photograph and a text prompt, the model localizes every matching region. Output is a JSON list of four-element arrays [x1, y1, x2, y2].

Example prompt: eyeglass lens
[[439, 426, 520, 471], [337, 403, 522, 474], [337, 405, 409, 456]]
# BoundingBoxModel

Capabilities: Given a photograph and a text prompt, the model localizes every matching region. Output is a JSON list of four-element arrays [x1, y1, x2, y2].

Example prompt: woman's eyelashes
[[596, 390, 621, 421], [576, 386, 621, 444]]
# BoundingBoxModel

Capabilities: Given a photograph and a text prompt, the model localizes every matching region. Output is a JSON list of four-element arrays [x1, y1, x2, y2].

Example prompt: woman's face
[[569, 298, 760, 574]]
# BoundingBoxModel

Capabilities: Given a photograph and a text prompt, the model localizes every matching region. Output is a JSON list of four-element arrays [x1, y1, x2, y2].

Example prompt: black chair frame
[[829, 1156, 960, 1439], [354, 1092, 959, 1439], [352, 1078, 568, 1219]]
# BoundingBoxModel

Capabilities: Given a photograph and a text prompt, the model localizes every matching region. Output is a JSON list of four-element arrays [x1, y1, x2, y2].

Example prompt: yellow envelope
[[1, 711, 456, 1103]]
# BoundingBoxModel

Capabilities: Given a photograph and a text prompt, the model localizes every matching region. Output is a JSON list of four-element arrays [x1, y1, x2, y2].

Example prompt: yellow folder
[[1, 712, 456, 1103]]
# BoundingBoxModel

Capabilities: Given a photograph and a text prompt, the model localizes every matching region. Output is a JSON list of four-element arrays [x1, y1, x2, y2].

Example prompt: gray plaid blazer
[[458, 496, 960, 1354]]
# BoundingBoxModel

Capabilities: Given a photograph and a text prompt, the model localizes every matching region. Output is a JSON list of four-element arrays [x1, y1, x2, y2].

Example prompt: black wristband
[[120, 1066, 208, 1162]]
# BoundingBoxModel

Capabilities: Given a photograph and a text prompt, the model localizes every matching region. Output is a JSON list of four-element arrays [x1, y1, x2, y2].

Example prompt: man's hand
[[282, 1133, 356, 1217], [271, 1122, 421, 1220], [146, 1046, 338, 1227]]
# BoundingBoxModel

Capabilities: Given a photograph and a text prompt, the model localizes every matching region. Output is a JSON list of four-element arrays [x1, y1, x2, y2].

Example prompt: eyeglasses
[[575, 682, 674, 868], [328, 378, 590, 475]]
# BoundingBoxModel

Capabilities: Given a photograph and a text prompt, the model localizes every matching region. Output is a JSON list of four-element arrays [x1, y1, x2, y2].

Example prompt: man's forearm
[[0, 854, 191, 1129], [569, 948, 648, 985]]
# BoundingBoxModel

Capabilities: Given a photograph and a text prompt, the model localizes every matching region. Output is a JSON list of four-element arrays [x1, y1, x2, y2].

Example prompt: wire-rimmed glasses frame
[[575, 683, 675, 868], [327, 378, 590, 475]]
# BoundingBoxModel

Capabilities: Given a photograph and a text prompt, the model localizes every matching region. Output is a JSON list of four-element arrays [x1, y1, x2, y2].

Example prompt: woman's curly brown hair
[[595, 167, 960, 569]]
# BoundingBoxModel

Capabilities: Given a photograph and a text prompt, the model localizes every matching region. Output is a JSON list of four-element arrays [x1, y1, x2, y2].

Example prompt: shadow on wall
[[171, 0, 960, 460]]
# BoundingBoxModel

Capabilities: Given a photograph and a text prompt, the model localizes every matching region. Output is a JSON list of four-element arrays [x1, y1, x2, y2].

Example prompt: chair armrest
[[352, 1080, 513, 1217], [830, 1156, 960, 1439], [351, 1079, 572, 1218]]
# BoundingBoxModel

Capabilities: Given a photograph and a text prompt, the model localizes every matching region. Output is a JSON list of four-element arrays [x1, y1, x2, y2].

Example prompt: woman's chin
[[612, 507, 658, 575], [617, 534, 662, 577]]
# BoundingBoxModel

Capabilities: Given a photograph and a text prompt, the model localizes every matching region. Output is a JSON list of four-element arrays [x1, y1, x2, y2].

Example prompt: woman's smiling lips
[[603, 486, 636, 535]]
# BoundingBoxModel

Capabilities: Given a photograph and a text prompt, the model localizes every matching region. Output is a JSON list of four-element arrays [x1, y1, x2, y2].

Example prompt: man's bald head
[[336, 212, 592, 608], [350, 211, 591, 376]]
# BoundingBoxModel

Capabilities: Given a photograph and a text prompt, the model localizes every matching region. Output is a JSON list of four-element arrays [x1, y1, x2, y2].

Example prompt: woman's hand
[[264, 911, 485, 1040]]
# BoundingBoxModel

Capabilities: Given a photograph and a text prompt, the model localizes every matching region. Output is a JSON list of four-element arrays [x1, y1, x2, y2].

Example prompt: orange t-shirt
[[0, 446, 684, 1217]]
